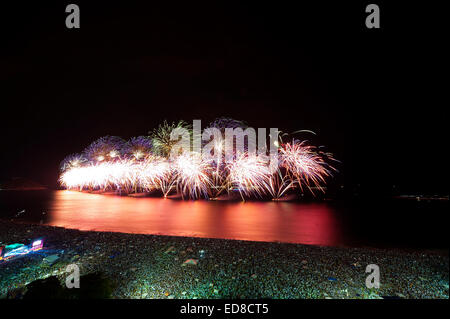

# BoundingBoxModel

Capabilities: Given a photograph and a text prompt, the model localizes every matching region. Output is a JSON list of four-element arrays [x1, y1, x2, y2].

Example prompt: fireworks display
[[226, 153, 273, 199], [280, 140, 336, 193], [173, 152, 213, 199], [122, 136, 153, 160], [150, 120, 192, 157], [83, 136, 126, 162], [59, 119, 336, 200]]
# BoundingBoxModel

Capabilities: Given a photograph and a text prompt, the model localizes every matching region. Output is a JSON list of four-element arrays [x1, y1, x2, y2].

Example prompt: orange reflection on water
[[48, 190, 342, 246]]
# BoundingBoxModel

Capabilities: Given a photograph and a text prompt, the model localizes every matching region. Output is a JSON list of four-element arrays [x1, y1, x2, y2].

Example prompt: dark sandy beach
[[0, 220, 448, 299]]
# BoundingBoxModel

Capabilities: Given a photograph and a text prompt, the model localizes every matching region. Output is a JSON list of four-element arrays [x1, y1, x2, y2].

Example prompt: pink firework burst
[[279, 140, 335, 193]]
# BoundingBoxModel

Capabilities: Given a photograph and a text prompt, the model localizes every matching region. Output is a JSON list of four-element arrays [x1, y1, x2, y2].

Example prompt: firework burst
[[83, 136, 126, 162], [280, 140, 335, 193], [150, 120, 192, 157], [173, 152, 212, 199], [138, 156, 173, 194], [122, 136, 153, 160], [265, 155, 296, 199], [60, 153, 87, 172], [226, 153, 273, 199]]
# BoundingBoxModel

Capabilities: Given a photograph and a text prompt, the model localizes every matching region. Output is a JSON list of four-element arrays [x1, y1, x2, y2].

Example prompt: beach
[[0, 219, 448, 299]]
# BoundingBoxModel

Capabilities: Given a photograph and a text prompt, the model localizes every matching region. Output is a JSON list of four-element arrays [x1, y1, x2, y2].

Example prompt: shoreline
[[0, 219, 448, 299], [2, 218, 449, 255]]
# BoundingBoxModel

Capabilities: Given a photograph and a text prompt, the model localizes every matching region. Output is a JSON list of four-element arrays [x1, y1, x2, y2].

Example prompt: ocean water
[[0, 190, 448, 249]]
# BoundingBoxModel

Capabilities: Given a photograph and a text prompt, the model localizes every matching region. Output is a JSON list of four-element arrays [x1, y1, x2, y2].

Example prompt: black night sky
[[0, 1, 446, 195]]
